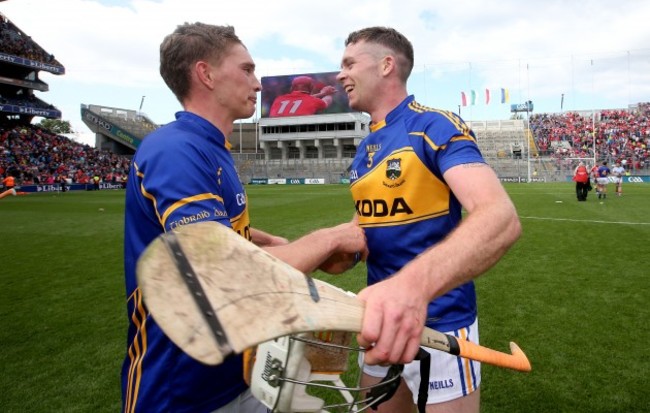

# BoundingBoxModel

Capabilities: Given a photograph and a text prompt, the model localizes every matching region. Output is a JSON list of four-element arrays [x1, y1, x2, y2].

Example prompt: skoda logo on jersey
[[386, 158, 402, 180]]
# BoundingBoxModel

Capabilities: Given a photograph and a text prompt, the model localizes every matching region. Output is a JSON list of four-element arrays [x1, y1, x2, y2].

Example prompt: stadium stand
[[0, 14, 63, 66], [88, 105, 158, 139], [0, 12, 64, 123], [250, 104, 649, 183], [0, 13, 133, 188], [80, 104, 159, 155], [1, 124, 131, 187], [528, 103, 649, 178], [5, 105, 648, 189]]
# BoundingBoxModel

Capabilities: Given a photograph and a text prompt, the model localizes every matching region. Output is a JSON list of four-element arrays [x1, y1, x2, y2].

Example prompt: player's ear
[[195, 61, 215, 89], [381, 55, 396, 77]]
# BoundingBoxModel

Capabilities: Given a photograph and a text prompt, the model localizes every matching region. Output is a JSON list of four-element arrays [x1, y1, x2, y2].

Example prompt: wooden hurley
[[136, 221, 531, 372]]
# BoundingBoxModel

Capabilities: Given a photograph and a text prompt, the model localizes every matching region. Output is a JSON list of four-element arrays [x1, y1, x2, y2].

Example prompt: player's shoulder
[[136, 122, 201, 165], [406, 101, 468, 128], [405, 100, 454, 120], [404, 100, 474, 144], [140, 122, 183, 150]]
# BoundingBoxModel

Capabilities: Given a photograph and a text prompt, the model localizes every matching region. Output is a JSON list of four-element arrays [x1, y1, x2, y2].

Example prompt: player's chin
[[347, 95, 362, 111], [239, 105, 256, 119]]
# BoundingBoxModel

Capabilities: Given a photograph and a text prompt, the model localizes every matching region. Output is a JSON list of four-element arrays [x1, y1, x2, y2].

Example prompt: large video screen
[[260, 71, 353, 118]]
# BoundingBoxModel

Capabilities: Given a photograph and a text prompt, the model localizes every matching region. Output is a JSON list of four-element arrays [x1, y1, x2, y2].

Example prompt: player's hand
[[318, 222, 367, 272], [318, 251, 363, 274], [320, 85, 337, 96], [356, 273, 428, 365], [329, 221, 368, 255], [318, 215, 368, 274]]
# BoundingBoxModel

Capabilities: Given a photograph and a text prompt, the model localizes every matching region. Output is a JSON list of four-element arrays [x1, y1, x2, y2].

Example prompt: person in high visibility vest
[[2, 175, 16, 190], [572, 162, 590, 201]]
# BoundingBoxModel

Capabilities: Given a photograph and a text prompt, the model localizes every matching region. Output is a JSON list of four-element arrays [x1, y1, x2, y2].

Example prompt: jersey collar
[[369, 95, 415, 133], [175, 111, 231, 150]]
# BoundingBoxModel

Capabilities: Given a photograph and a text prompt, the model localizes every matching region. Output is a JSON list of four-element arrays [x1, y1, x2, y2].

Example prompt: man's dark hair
[[160, 23, 242, 103], [344, 26, 414, 83]]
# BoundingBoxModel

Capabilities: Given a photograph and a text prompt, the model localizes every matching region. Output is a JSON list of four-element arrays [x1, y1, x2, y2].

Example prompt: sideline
[[519, 216, 650, 226]]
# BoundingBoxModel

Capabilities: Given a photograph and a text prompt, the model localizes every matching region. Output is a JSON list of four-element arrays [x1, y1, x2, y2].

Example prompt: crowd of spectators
[[0, 124, 131, 188], [530, 102, 650, 172], [2, 101, 649, 189], [1, 15, 62, 114], [0, 14, 62, 67]]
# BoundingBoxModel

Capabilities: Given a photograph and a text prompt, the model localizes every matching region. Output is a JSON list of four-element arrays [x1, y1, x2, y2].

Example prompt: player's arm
[[311, 85, 337, 99], [357, 162, 521, 365], [312, 85, 336, 108], [262, 222, 367, 275], [420, 163, 522, 295], [250, 227, 289, 247]]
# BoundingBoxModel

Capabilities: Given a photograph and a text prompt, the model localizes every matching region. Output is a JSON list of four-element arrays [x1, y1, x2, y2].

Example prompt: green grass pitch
[[1, 183, 648, 412]]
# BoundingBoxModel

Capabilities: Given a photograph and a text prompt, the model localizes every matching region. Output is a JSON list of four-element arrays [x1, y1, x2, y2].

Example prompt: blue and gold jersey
[[122, 112, 250, 412], [349, 96, 485, 332]]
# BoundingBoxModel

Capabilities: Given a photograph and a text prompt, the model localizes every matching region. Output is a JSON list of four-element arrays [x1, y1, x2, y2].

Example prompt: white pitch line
[[519, 216, 650, 225]]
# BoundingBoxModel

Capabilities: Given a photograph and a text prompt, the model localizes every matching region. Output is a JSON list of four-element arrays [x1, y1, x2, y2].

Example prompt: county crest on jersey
[[386, 158, 401, 180]]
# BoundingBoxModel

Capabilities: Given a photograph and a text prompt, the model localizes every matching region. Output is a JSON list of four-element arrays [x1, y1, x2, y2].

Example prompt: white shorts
[[597, 177, 609, 186], [361, 318, 481, 405], [612, 177, 622, 184]]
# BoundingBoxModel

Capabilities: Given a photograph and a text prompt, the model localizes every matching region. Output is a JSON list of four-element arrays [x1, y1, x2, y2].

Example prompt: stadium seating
[[3, 100, 648, 187], [529, 103, 649, 170], [88, 105, 158, 140], [1, 13, 64, 124], [0, 14, 63, 67], [0, 124, 130, 186]]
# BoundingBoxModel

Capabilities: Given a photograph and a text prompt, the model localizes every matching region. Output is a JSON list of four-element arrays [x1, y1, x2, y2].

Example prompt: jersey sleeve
[[417, 112, 486, 177], [137, 138, 230, 232]]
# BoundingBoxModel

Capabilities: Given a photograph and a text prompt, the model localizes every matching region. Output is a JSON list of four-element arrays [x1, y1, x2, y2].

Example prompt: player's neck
[[184, 100, 234, 137], [370, 88, 409, 125]]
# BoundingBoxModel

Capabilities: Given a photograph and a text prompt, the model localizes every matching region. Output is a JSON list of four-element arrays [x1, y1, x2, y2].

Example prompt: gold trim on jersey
[[369, 119, 386, 133], [160, 193, 225, 228], [124, 287, 148, 413], [135, 162, 228, 229], [351, 147, 450, 227], [408, 101, 472, 136], [408, 131, 477, 151], [408, 132, 446, 151], [134, 161, 144, 178], [133, 162, 164, 226], [230, 206, 252, 240], [450, 134, 478, 145]]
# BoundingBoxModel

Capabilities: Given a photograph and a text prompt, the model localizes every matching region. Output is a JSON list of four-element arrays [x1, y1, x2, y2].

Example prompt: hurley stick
[[137, 221, 531, 372]]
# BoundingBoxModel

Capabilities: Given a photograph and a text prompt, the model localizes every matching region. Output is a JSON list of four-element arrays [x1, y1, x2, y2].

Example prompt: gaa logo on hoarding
[[627, 177, 643, 183]]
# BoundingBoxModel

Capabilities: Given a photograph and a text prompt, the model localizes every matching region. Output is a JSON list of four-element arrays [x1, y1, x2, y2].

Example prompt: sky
[[3, 0, 650, 146]]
